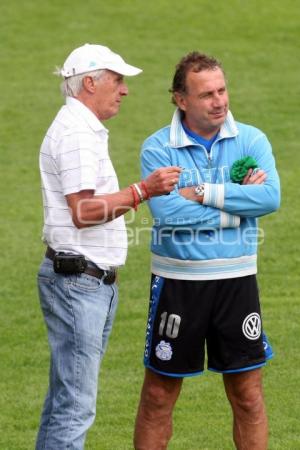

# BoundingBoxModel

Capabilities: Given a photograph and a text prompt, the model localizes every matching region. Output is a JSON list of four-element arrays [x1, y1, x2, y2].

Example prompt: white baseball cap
[[60, 43, 142, 78]]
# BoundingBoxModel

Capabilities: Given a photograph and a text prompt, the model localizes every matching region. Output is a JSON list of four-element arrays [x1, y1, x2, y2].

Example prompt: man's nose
[[120, 83, 129, 96], [212, 93, 223, 106]]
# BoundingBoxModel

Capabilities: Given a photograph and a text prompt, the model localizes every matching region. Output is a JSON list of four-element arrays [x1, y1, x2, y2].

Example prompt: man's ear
[[82, 76, 96, 94], [173, 92, 186, 112]]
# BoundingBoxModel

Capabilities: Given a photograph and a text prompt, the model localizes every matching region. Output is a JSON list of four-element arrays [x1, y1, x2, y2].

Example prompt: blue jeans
[[36, 257, 118, 450]]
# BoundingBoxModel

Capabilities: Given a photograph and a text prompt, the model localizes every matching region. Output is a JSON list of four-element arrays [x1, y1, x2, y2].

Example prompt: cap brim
[[107, 63, 142, 76]]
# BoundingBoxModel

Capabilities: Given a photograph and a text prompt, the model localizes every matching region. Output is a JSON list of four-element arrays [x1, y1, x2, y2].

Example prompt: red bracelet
[[140, 181, 150, 200], [130, 185, 139, 211]]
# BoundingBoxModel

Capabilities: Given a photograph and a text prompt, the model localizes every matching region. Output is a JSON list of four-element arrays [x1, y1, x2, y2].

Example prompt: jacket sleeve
[[141, 142, 240, 229], [203, 133, 281, 217]]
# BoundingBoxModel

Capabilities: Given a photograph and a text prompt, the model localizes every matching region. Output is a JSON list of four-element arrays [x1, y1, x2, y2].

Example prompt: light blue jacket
[[141, 109, 280, 280]]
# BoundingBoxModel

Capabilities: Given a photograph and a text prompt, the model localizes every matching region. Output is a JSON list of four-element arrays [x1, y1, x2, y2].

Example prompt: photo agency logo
[[126, 215, 265, 247], [47, 200, 265, 248]]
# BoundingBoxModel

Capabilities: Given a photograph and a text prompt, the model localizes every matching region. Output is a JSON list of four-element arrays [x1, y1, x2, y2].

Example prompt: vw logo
[[242, 313, 261, 340]]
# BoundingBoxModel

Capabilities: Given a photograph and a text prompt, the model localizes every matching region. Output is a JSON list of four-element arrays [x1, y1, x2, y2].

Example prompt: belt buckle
[[103, 270, 116, 285]]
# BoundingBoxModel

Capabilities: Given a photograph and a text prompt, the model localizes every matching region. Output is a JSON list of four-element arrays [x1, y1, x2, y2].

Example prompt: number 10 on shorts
[[158, 312, 181, 339]]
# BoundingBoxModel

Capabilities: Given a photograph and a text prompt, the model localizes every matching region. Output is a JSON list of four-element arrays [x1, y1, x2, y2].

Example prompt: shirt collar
[[169, 108, 239, 148], [65, 96, 108, 133]]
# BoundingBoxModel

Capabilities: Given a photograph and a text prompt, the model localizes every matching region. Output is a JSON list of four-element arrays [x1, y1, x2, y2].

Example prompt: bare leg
[[223, 368, 268, 450], [134, 368, 183, 450]]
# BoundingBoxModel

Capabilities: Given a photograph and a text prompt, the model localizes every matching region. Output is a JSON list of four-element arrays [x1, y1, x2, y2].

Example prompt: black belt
[[45, 247, 116, 285]]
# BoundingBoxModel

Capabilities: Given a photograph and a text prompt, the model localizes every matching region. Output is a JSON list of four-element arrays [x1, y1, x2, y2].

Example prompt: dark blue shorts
[[143, 275, 273, 377]]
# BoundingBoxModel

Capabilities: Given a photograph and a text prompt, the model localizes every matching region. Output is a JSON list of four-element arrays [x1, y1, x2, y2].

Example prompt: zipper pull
[[207, 153, 212, 169]]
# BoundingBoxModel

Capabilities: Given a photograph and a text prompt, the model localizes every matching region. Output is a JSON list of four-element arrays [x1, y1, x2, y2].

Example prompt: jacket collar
[[169, 108, 238, 148]]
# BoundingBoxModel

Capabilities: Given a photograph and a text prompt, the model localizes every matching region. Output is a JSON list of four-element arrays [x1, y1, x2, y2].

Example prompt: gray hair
[[54, 69, 105, 97]]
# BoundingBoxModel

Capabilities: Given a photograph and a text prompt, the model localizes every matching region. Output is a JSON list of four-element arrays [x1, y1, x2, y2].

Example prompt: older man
[[36, 43, 181, 450], [134, 52, 280, 450]]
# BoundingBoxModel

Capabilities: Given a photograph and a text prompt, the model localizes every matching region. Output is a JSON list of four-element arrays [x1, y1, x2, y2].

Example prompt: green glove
[[230, 156, 259, 184]]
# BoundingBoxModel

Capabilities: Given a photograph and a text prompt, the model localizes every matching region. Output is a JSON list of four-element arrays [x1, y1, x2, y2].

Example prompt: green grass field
[[0, 0, 299, 449]]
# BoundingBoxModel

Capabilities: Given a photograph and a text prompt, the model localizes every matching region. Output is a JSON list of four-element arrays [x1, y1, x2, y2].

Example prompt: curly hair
[[170, 52, 223, 105]]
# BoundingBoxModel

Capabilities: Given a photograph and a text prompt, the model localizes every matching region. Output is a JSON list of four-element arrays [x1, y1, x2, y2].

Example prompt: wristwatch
[[194, 184, 205, 197]]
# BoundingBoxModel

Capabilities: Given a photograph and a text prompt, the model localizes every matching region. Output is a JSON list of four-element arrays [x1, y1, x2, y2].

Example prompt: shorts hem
[[208, 361, 267, 374], [145, 364, 204, 378]]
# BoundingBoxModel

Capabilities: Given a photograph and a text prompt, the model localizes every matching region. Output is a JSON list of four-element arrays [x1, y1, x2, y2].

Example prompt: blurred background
[[0, 1, 299, 448]]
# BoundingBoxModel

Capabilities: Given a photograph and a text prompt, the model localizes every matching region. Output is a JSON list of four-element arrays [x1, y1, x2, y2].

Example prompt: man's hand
[[143, 167, 182, 197], [242, 168, 267, 185], [178, 187, 202, 202]]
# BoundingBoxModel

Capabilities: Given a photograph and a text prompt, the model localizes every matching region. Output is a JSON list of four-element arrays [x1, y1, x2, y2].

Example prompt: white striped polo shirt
[[39, 96, 127, 269]]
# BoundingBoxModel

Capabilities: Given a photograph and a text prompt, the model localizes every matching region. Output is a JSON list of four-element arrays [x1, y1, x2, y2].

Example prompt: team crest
[[155, 340, 173, 361]]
